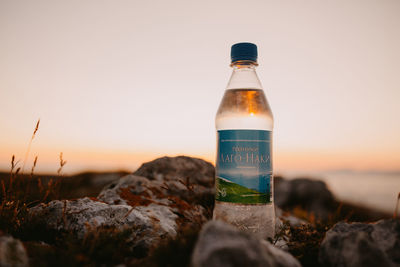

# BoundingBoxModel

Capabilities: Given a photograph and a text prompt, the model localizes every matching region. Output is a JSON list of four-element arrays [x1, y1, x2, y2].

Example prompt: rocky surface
[[319, 219, 400, 267], [0, 235, 29, 267], [28, 156, 214, 256], [133, 156, 215, 207], [29, 197, 178, 253], [191, 220, 301, 267], [274, 177, 336, 220], [23, 155, 398, 266], [98, 174, 208, 230]]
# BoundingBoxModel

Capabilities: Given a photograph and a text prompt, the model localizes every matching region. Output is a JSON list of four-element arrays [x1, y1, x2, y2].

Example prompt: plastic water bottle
[[213, 42, 275, 239]]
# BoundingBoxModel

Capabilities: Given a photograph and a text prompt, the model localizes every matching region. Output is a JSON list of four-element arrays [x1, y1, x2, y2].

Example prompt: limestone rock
[[191, 220, 301, 267], [134, 156, 214, 186], [95, 157, 215, 256], [134, 156, 215, 207], [274, 177, 335, 220], [319, 219, 400, 267], [29, 197, 177, 253], [29, 157, 215, 256], [0, 235, 29, 267], [98, 174, 208, 230]]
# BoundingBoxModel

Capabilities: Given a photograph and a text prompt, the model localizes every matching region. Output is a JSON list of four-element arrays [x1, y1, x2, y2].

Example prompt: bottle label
[[216, 130, 272, 204]]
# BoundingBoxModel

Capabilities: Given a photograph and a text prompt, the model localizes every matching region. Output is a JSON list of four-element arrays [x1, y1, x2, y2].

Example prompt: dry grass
[[1, 120, 396, 266], [22, 119, 40, 174], [0, 120, 66, 236], [23, 226, 141, 267], [57, 152, 67, 176], [394, 192, 400, 218], [0, 120, 142, 266]]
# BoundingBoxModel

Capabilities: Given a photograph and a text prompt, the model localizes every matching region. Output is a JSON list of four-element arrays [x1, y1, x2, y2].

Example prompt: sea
[[278, 170, 400, 214]]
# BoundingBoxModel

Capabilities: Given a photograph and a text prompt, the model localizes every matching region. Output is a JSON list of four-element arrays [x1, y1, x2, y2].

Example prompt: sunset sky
[[1, 0, 399, 175]]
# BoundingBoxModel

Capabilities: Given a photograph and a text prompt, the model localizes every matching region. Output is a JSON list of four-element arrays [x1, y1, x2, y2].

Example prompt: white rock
[[191, 220, 301, 267], [29, 197, 177, 251]]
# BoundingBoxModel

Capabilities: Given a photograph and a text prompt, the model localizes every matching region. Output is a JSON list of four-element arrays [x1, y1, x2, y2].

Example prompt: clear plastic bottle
[[213, 43, 275, 239]]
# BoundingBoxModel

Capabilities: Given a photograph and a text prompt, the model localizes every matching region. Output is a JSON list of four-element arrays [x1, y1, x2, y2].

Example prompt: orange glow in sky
[[0, 0, 399, 174]]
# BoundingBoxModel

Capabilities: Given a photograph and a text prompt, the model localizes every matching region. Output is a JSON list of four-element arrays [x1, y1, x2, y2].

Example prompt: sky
[[0, 0, 399, 175]]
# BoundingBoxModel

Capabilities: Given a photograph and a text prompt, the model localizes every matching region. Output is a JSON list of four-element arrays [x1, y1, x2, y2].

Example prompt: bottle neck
[[226, 61, 263, 90]]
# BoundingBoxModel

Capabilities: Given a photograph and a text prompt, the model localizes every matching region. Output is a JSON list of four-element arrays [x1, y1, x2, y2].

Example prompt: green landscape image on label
[[216, 130, 272, 204]]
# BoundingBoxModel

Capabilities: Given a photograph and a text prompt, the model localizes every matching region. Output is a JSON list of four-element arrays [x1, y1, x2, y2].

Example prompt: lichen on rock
[[28, 156, 215, 257]]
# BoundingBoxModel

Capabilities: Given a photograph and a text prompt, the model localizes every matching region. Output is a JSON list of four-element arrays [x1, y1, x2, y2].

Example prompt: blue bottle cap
[[231, 42, 258, 63]]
